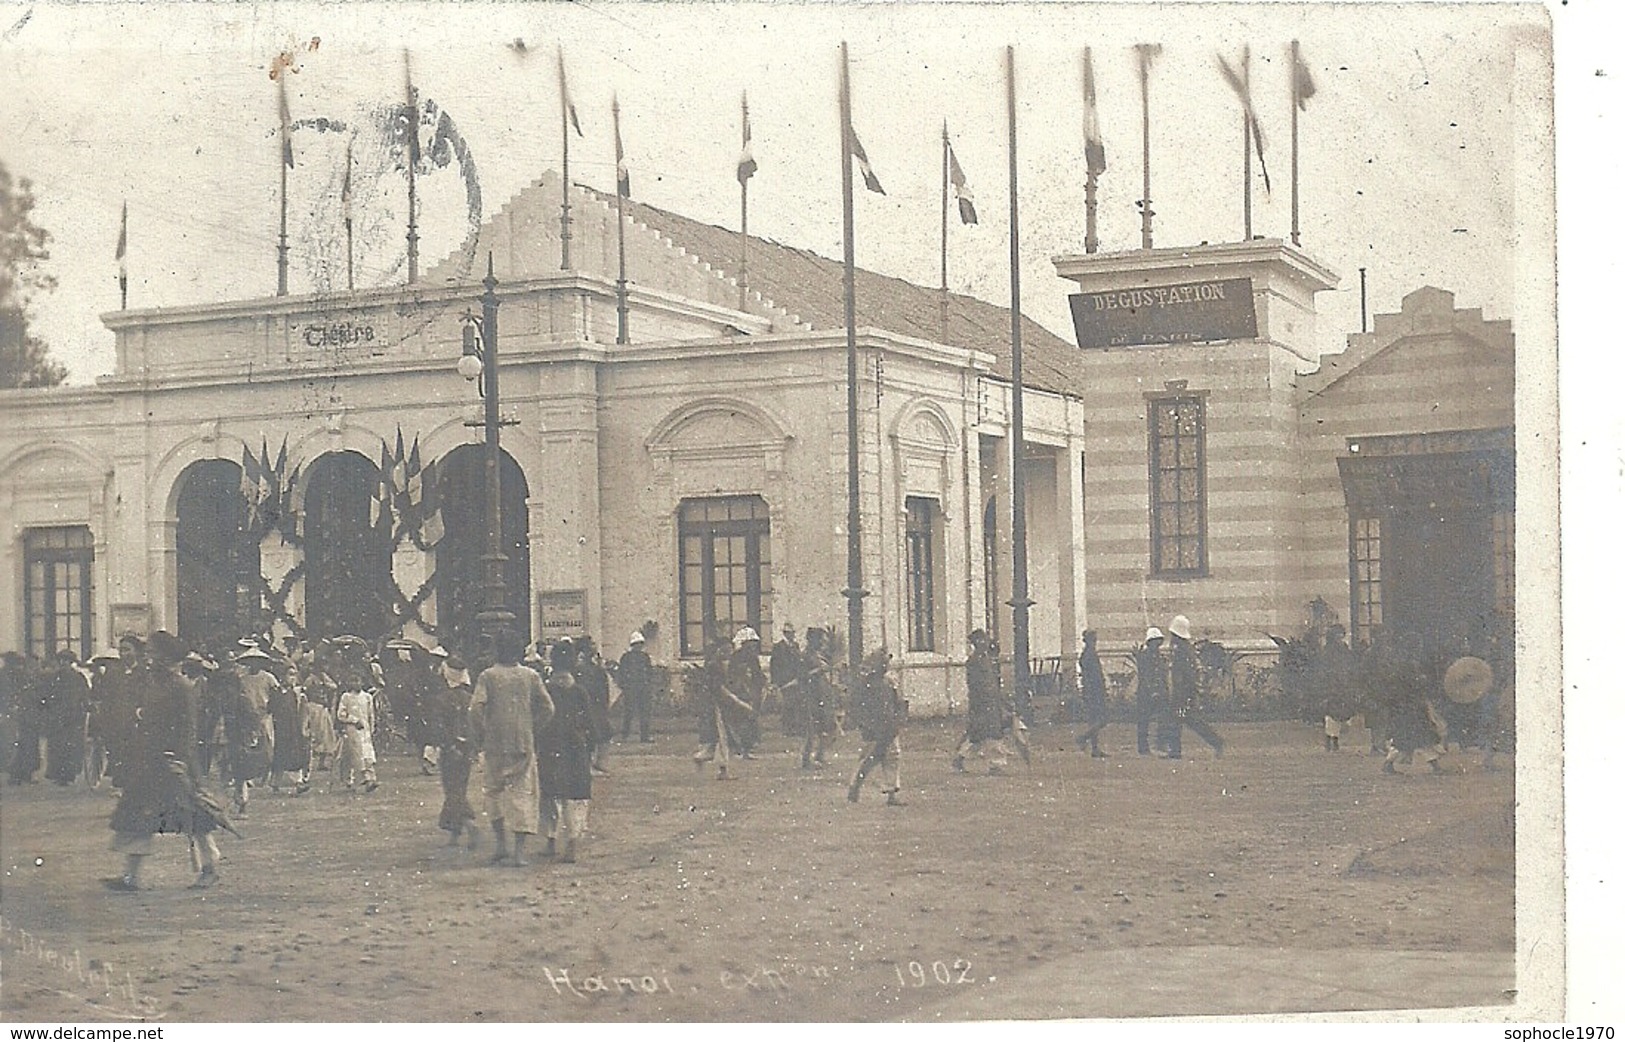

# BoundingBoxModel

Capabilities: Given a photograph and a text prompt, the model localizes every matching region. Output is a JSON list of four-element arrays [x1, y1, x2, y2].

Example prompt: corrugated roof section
[[572, 183, 1087, 397]]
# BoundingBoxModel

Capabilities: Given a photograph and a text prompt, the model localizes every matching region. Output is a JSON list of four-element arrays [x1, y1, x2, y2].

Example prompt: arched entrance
[[176, 458, 263, 646], [434, 444, 531, 654], [303, 450, 391, 640]]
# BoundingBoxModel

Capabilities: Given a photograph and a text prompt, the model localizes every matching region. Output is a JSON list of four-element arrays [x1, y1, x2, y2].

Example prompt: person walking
[[801, 627, 839, 769], [576, 636, 615, 775], [268, 665, 311, 795], [1073, 630, 1109, 758], [616, 631, 656, 744], [538, 639, 594, 862], [953, 629, 1012, 773], [770, 624, 804, 737], [692, 633, 753, 779], [42, 649, 90, 786], [472, 629, 552, 866], [1134, 628, 1167, 756], [333, 663, 380, 794], [224, 647, 277, 813], [726, 627, 767, 758], [1164, 615, 1225, 759], [847, 647, 907, 805], [104, 631, 235, 892], [433, 655, 479, 849]]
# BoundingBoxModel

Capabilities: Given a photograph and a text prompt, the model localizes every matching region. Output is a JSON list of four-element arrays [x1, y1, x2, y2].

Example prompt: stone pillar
[[1056, 438, 1087, 659]]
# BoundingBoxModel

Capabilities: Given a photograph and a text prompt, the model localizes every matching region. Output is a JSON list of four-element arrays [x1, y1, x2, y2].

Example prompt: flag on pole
[[849, 127, 885, 195], [1217, 46, 1271, 193], [559, 50, 583, 136], [258, 438, 277, 520], [278, 74, 294, 169], [115, 202, 128, 277], [1082, 47, 1106, 175], [946, 137, 977, 224], [241, 443, 265, 530], [737, 92, 758, 185], [613, 96, 630, 198], [371, 437, 394, 529], [402, 435, 424, 518], [1292, 40, 1317, 109], [419, 458, 445, 548], [403, 53, 421, 168], [342, 138, 354, 220]]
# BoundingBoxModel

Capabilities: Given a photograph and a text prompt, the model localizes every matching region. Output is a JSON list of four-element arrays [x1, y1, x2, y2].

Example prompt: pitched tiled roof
[[579, 186, 1086, 396]]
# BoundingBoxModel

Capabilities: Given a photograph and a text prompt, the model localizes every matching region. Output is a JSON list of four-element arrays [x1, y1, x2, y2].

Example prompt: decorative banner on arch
[[1069, 277, 1258, 349], [241, 434, 303, 543]]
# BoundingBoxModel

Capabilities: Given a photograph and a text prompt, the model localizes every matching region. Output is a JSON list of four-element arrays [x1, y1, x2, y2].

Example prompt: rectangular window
[[1350, 517, 1383, 646], [23, 526, 95, 661], [905, 497, 941, 652], [1492, 511, 1515, 617], [1148, 396, 1207, 576], [678, 496, 772, 657]]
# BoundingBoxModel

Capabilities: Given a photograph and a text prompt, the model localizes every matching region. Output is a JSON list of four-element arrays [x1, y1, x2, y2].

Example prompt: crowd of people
[[0, 606, 1512, 892]]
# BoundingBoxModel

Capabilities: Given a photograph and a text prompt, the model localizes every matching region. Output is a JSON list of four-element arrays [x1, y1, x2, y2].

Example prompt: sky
[[2, 0, 1542, 385]]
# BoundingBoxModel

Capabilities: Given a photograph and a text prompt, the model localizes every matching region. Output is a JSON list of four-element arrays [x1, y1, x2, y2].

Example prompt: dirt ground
[[0, 718, 1515, 1023]]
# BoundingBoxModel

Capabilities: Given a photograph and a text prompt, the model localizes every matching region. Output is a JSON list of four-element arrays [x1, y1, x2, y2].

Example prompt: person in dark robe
[[1073, 630, 1110, 758], [7, 654, 47, 785], [576, 636, 615, 775], [953, 629, 1011, 773], [268, 667, 311, 795], [1134, 628, 1166, 756], [43, 649, 90, 785], [433, 656, 479, 849], [538, 639, 594, 862], [105, 631, 235, 891], [769, 624, 804, 737]]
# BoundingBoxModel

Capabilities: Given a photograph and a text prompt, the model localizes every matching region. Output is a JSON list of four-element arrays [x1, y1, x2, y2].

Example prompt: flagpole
[[1291, 40, 1302, 247], [940, 121, 950, 345], [344, 137, 355, 293], [117, 201, 128, 311], [1006, 44, 1034, 728], [277, 73, 290, 296], [1135, 44, 1157, 250], [560, 48, 573, 271], [1243, 106, 1253, 241], [405, 51, 419, 285], [1083, 48, 1101, 255], [614, 97, 629, 345], [1084, 166, 1100, 255], [740, 92, 750, 314], [839, 40, 866, 685]]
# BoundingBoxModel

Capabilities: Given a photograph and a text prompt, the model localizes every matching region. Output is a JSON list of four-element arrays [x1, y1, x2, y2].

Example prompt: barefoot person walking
[[473, 629, 552, 866]]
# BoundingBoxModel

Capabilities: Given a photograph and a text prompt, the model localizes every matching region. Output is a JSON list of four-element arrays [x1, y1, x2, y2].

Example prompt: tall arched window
[[678, 495, 772, 656]]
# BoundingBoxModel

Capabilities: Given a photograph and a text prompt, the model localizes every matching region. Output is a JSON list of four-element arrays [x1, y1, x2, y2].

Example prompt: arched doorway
[[303, 450, 391, 640], [176, 458, 263, 646], [434, 444, 531, 654]]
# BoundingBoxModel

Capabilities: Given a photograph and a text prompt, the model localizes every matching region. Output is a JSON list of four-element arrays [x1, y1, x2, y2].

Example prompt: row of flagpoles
[[111, 40, 1317, 312]]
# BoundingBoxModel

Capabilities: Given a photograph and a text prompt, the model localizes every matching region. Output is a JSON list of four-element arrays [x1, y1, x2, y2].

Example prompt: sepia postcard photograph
[[0, 0, 1606, 1027]]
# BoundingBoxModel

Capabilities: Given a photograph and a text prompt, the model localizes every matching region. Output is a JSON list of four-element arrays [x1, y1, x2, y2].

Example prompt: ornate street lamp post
[[459, 253, 515, 641]]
